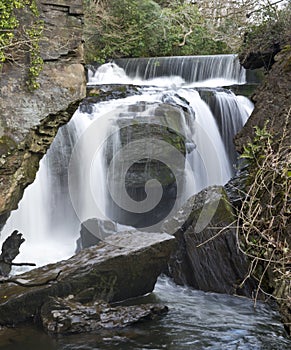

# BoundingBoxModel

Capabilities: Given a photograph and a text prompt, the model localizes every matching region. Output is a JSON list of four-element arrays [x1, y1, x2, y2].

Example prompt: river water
[[0, 276, 289, 349]]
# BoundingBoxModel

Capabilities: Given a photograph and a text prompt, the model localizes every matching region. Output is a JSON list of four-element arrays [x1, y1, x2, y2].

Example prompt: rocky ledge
[[0, 0, 86, 227], [0, 231, 175, 326]]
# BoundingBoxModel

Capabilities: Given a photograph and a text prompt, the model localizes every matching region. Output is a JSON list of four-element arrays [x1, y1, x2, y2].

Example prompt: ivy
[[0, 0, 44, 90], [241, 121, 272, 166], [26, 19, 44, 90]]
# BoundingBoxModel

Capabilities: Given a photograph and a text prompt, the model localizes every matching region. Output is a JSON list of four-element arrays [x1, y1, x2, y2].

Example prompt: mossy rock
[[0, 136, 17, 157]]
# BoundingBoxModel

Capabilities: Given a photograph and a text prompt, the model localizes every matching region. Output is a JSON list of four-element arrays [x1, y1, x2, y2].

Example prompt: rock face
[[236, 48, 291, 152], [239, 11, 291, 71], [104, 101, 187, 229], [0, 231, 175, 325], [162, 186, 255, 296], [239, 43, 281, 70], [40, 296, 168, 334], [0, 0, 86, 225]]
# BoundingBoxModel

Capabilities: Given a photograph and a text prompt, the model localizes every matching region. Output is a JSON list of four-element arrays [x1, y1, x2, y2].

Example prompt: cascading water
[[1, 55, 289, 350], [113, 54, 246, 85], [88, 54, 245, 87], [0, 54, 252, 267]]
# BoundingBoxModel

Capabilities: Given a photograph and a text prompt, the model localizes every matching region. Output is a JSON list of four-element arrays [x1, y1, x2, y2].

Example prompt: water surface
[[0, 277, 289, 350]]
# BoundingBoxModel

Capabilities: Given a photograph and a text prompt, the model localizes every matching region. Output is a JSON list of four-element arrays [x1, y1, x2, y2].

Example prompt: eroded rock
[[104, 102, 187, 229], [41, 296, 168, 334], [0, 231, 175, 326], [162, 186, 256, 297]]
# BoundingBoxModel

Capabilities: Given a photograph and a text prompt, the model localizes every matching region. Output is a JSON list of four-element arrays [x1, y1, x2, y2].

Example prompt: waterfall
[[198, 88, 253, 166], [0, 55, 253, 268], [89, 54, 245, 87]]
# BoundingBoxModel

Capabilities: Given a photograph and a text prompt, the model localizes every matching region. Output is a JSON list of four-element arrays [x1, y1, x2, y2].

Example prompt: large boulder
[[105, 101, 187, 229], [0, 0, 86, 226], [162, 186, 256, 297], [0, 231, 175, 326]]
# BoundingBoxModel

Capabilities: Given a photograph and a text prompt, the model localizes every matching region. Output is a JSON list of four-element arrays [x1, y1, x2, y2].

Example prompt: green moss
[[283, 51, 291, 72], [0, 135, 17, 156]]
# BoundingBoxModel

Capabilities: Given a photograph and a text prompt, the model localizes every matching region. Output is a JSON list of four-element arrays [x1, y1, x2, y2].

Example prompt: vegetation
[[240, 1, 291, 69], [0, 0, 44, 90], [84, 0, 231, 62], [237, 112, 290, 308], [83, 0, 289, 63]]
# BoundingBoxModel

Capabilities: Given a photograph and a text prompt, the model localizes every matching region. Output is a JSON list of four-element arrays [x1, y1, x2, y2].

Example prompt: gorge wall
[[236, 45, 291, 334], [0, 0, 86, 227], [236, 48, 291, 151]]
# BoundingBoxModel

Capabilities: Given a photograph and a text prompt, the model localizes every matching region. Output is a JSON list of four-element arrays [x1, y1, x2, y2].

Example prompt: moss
[[283, 54, 291, 72], [0, 135, 17, 156]]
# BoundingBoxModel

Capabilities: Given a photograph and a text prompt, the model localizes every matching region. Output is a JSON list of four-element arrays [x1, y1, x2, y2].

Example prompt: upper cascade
[[88, 54, 246, 87]]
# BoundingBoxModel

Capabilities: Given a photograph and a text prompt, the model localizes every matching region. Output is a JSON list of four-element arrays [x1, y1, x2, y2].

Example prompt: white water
[[0, 55, 253, 268], [89, 54, 245, 88]]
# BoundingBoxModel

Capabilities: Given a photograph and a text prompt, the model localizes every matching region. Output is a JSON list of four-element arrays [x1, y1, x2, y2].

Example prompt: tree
[[194, 0, 288, 50], [84, 0, 230, 62]]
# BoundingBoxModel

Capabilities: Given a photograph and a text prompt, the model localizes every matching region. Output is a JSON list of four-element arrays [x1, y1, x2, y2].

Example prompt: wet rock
[[105, 102, 187, 229], [76, 218, 136, 253], [82, 84, 141, 113], [0, 231, 24, 276], [162, 186, 256, 297], [40, 296, 168, 334], [0, 231, 175, 326], [225, 84, 260, 98], [75, 219, 107, 253]]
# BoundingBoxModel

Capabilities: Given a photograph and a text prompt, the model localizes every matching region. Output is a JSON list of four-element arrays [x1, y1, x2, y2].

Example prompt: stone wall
[[0, 0, 86, 225]]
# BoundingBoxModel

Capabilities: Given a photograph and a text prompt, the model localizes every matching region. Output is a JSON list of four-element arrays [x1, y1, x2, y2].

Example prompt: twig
[[196, 220, 236, 248], [11, 262, 36, 267]]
